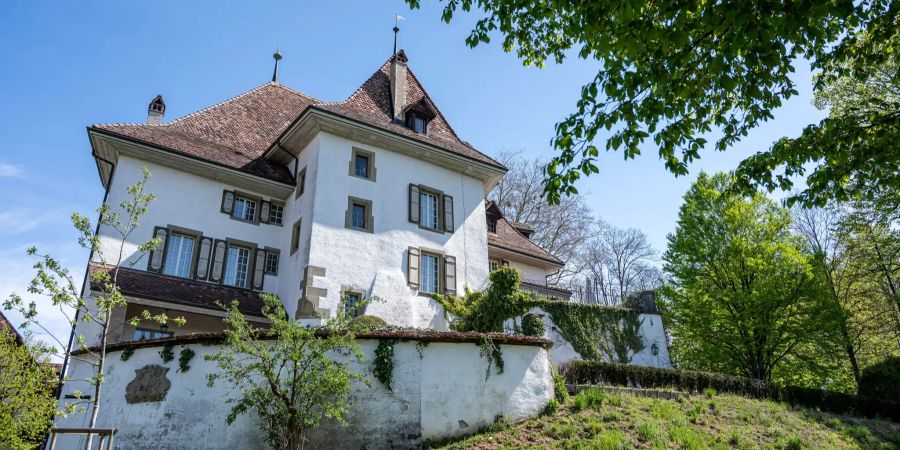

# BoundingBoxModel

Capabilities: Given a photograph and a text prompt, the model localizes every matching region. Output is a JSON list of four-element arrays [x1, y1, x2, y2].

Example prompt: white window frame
[[419, 191, 439, 230], [162, 232, 196, 279], [419, 253, 441, 294], [269, 203, 284, 225], [223, 245, 251, 288], [232, 196, 257, 222]]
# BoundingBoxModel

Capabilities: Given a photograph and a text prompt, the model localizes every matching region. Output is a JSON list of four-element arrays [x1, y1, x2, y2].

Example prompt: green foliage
[[0, 332, 58, 450], [434, 267, 531, 333], [407, 0, 897, 206], [348, 315, 387, 332], [520, 313, 545, 337], [372, 339, 396, 391], [535, 300, 644, 363], [662, 173, 822, 382], [159, 343, 174, 363], [177, 347, 195, 373], [552, 369, 568, 403], [205, 294, 366, 450], [120, 347, 133, 362], [477, 336, 504, 380], [542, 398, 559, 415], [858, 357, 900, 399], [561, 360, 900, 421], [572, 387, 606, 411]]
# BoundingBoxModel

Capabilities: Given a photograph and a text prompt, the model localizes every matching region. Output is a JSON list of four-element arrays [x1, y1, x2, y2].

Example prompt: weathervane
[[272, 47, 283, 83], [393, 12, 405, 59]]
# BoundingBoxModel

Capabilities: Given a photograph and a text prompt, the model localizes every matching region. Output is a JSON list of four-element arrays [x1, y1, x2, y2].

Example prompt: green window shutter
[[252, 248, 266, 290], [147, 226, 168, 273], [444, 255, 457, 296], [260, 201, 271, 224], [408, 247, 420, 288], [210, 240, 227, 283], [221, 191, 234, 214], [409, 184, 420, 224], [195, 237, 212, 280], [443, 195, 454, 232]]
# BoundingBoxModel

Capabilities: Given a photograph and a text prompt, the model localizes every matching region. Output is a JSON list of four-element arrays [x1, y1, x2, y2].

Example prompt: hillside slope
[[429, 389, 900, 449]]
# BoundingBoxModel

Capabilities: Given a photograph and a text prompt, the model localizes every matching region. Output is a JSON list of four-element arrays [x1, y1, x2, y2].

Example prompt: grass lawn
[[428, 388, 900, 449]]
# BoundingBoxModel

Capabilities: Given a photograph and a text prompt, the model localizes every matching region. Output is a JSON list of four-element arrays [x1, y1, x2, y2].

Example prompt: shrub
[[553, 370, 569, 403], [562, 360, 900, 421], [543, 398, 559, 415], [573, 387, 606, 411], [348, 315, 388, 332], [520, 313, 545, 337], [857, 356, 900, 400]]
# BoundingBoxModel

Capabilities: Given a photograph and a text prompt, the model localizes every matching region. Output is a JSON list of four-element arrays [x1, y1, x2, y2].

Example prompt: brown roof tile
[[91, 53, 504, 183], [486, 202, 563, 267], [89, 263, 265, 317]]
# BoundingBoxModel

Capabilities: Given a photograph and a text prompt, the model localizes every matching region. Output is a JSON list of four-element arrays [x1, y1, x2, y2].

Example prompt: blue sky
[[0, 1, 825, 343]]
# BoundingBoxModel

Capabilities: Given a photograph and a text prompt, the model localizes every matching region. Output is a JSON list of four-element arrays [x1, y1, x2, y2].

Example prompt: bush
[[553, 370, 569, 403], [520, 313, 545, 337], [573, 387, 607, 411], [348, 315, 388, 332], [561, 360, 900, 421], [857, 357, 900, 400]]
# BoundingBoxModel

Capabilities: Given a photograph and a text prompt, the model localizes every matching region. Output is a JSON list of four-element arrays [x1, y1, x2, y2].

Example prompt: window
[[420, 191, 439, 229], [132, 328, 173, 341], [269, 203, 284, 225], [265, 252, 279, 275], [290, 219, 301, 254], [233, 196, 257, 222], [420, 253, 440, 293], [348, 148, 376, 181], [487, 218, 498, 233], [407, 113, 428, 134], [223, 245, 251, 288], [344, 292, 363, 317], [489, 259, 500, 272], [162, 233, 195, 278], [352, 203, 366, 229], [345, 197, 373, 233], [296, 167, 306, 198]]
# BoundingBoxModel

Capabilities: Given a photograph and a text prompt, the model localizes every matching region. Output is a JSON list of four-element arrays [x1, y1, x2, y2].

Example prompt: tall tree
[[661, 173, 821, 381], [0, 330, 58, 450], [406, 0, 897, 205], [578, 220, 660, 306], [489, 151, 593, 285]]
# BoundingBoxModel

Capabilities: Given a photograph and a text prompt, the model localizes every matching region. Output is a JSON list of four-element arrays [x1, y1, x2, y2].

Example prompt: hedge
[[560, 361, 900, 422]]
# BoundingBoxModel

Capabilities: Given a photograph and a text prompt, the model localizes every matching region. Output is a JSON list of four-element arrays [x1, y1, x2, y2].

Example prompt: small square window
[[265, 252, 279, 275], [352, 203, 366, 229], [232, 196, 257, 222], [344, 292, 363, 317], [489, 259, 500, 272], [354, 154, 369, 178], [269, 203, 284, 225]]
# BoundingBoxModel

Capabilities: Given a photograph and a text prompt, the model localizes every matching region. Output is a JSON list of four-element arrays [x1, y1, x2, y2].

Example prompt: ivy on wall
[[178, 347, 196, 373], [159, 343, 175, 363], [373, 339, 397, 391]]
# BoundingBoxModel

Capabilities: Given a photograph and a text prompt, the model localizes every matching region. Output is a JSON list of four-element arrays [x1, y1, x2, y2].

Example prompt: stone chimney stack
[[390, 50, 408, 123], [147, 95, 165, 125]]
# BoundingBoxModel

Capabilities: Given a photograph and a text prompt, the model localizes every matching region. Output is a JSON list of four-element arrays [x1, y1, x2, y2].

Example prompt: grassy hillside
[[429, 388, 900, 449]]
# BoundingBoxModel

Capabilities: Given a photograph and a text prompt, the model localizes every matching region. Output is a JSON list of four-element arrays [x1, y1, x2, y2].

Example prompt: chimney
[[147, 95, 165, 125], [390, 50, 408, 123]]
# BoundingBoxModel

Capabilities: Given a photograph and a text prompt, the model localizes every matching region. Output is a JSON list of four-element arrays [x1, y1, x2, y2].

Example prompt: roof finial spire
[[272, 47, 283, 83], [393, 12, 405, 59]]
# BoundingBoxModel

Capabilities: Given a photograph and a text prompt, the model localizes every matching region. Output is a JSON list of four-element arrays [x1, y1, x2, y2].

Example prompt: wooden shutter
[[444, 255, 457, 296], [260, 201, 271, 224], [408, 184, 420, 224], [147, 226, 168, 273], [443, 195, 454, 232], [221, 191, 234, 214], [210, 240, 227, 283], [408, 247, 420, 288], [194, 237, 212, 280], [252, 249, 266, 290]]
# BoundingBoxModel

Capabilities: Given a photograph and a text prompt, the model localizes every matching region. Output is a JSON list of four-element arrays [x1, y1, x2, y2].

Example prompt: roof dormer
[[403, 98, 436, 134]]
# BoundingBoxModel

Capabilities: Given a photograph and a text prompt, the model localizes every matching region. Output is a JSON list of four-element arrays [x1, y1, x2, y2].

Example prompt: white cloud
[[0, 162, 22, 177], [0, 208, 65, 235]]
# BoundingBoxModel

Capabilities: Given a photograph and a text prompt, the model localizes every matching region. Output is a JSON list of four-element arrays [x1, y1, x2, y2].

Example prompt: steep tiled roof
[[91, 53, 503, 183], [486, 202, 563, 266], [89, 263, 265, 317]]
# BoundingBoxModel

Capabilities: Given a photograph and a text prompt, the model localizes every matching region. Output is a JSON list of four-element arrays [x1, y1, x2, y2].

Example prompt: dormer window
[[407, 113, 428, 134], [487, 218, 498, 233]]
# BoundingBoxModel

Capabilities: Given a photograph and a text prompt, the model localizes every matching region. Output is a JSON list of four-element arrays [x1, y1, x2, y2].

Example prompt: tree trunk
[[85, 308, 110, 450]]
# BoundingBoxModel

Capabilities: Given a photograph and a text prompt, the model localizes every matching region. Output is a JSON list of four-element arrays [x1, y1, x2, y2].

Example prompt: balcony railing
[[520, 280, 572, 300]]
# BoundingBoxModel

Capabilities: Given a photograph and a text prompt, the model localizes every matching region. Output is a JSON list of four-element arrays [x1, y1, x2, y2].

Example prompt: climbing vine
[[415, 341, 429, 360], [373, 339, 397, 391], [159, 343, 175, 363], [520, 313, 545, 337], [178, 347, 196, 373], [120, 347, 134, 362], [477, 336, 504, 380]]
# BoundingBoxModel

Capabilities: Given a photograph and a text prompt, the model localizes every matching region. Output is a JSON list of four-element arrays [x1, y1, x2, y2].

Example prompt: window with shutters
[[269, 203, 284, 225], [409, 184, 453, 234], [265, 251, 279, 275], [233, 196, 257, 222], [408, 247, 456, 295], [224, 245, 251, 288], [162, 233, 195, 278], [132, 328, 173, 341], [420, 253, 440, 293], [290, 219, 301, 254], [349, 148, 376, 181]]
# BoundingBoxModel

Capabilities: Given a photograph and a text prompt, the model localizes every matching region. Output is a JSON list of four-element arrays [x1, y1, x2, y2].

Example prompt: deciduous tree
[[0, 331, 57, 450]]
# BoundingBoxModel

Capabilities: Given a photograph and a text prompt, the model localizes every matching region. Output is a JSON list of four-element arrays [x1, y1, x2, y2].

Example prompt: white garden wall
[[54, 334, 553, 449]]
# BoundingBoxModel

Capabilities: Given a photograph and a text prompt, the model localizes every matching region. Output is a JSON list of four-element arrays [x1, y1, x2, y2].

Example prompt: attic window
[[407, 113, 428, 134], [487, 218, 497, 233]]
